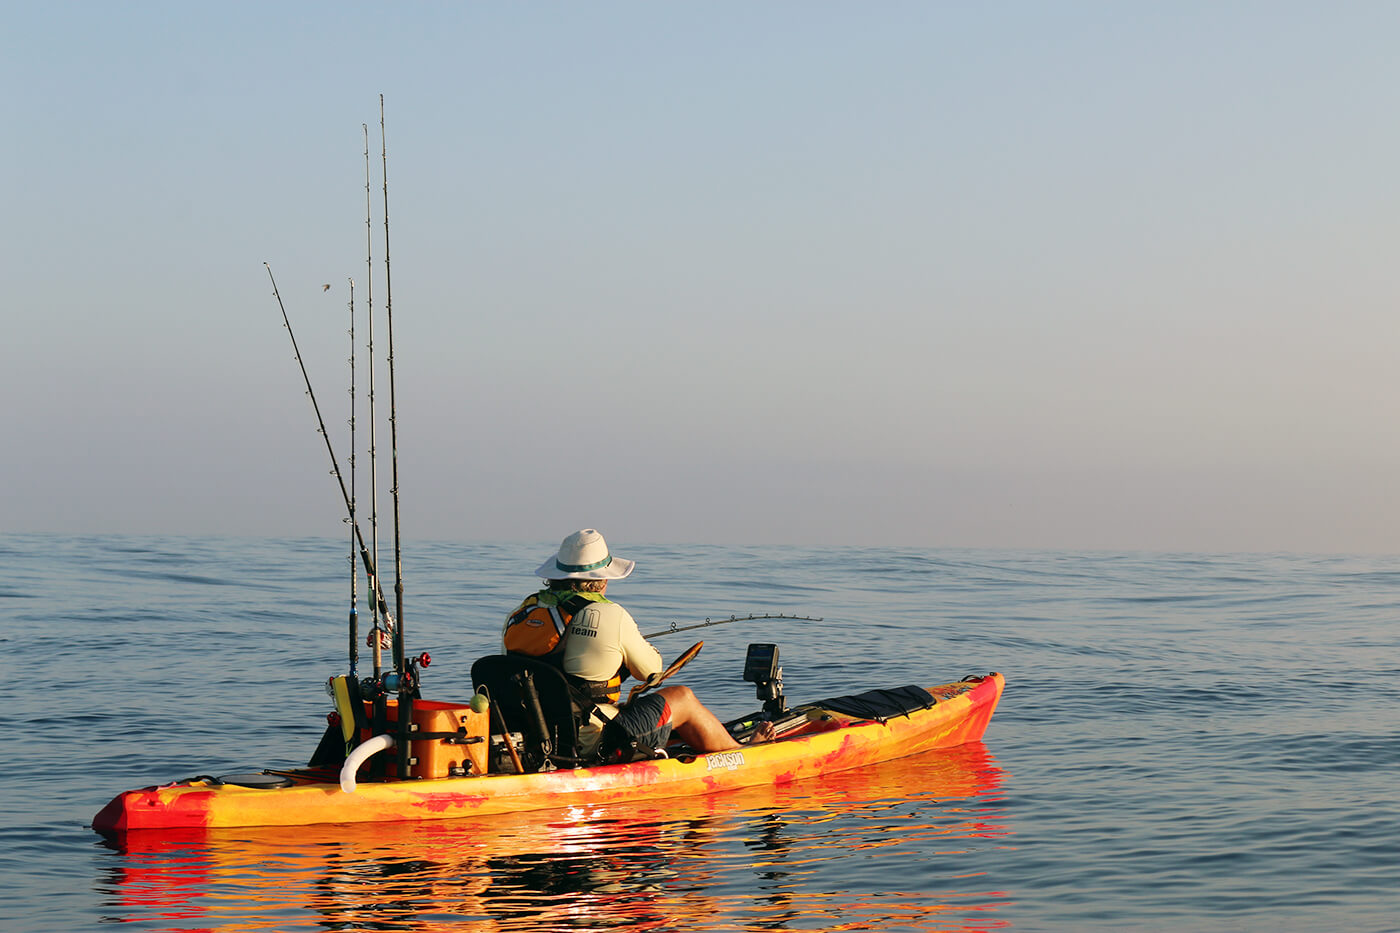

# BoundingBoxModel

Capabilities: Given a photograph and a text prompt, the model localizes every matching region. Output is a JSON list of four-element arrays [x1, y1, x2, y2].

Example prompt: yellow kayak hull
[[94, 673, 1003, 833]]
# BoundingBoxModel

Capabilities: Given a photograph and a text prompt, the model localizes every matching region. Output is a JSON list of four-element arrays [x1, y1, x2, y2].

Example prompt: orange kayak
[[94, 673, 1002, 834]]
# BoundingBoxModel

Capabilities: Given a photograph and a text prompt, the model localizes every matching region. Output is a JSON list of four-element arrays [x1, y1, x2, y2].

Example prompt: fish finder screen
[[743, 643, 779, 683]]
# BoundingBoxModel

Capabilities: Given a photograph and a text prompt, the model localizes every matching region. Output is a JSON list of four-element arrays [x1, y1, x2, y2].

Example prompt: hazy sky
[[4, 2, 1397, 554]]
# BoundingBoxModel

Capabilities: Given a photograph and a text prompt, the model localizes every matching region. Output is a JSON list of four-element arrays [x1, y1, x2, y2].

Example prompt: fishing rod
[[363, 121, 386, 680], [378, 95, 417, 783], [264, 263, 395, 634], [380, 94, 406, 677], [644, 613, 823, 640], [347, 277, 359, 676]]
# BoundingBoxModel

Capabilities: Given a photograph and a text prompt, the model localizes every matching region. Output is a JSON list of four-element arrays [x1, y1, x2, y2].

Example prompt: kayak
[[99, 742, 1006, 930], [93, 670, 1003, 833], [97, 120, 1007, 839]]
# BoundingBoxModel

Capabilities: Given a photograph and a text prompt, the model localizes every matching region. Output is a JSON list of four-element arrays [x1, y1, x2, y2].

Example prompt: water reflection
[[98, 743, 1010, 931]]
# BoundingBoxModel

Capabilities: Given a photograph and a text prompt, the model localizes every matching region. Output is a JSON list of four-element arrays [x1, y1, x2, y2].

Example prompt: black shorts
[[601, 694, 673, 761]]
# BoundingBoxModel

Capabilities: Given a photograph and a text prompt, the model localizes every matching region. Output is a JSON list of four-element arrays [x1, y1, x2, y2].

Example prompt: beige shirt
[[561, 598, 663, 755]]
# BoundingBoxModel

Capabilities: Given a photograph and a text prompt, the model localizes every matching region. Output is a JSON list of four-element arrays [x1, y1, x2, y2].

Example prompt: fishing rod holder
[[743, 643, 786, 717]]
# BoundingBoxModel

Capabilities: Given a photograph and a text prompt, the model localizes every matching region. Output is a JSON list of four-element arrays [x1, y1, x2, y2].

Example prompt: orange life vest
[[503, 590, 622, 704]]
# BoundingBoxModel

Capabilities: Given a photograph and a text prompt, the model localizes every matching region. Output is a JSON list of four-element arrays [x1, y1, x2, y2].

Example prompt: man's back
[[562, 598, 662, 687]]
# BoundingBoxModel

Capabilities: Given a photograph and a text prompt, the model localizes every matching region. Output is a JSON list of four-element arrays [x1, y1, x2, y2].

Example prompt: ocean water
[[1, 534, 1397, 932]]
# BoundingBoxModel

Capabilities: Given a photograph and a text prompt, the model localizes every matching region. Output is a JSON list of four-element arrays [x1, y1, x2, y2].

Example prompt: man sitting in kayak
[[503, 529, 772, 761]]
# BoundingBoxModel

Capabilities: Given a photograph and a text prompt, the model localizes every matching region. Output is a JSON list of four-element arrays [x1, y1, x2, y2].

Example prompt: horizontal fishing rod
[[265, 262, 395, 633], [644, 613, 823, 640]]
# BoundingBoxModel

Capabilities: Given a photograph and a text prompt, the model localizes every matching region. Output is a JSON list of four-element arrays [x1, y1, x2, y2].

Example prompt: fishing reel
[[743, 643, 787, 717], [361, 652, 431, 698]]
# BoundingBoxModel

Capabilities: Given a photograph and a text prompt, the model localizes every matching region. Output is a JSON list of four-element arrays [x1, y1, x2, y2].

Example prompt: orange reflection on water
[[101, 742, 1011, 931]]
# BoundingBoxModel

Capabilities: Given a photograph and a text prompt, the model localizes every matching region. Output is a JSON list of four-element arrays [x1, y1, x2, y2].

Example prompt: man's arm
[[616, 606, 663, 680]]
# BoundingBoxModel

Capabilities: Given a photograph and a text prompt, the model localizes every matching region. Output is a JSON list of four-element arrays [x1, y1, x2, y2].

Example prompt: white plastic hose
[[339, 733, 396, 793]]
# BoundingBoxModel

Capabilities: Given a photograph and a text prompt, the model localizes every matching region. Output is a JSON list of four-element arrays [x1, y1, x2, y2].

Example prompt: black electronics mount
[[742, 643, 787, 717]]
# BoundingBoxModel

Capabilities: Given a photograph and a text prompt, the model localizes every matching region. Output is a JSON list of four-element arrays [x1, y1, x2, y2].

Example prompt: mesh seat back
[[471, 654, 583, 770]]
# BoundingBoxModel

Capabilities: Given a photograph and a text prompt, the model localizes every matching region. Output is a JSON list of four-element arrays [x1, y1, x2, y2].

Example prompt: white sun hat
[[535, 529, 636, 581]]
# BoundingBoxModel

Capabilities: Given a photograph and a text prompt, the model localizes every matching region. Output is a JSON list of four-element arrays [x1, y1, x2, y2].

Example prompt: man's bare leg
[[656, 685, 776, 751]]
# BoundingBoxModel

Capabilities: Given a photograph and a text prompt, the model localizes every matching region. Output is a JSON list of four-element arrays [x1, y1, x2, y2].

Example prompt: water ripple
[[4, 535, 1399, 931]]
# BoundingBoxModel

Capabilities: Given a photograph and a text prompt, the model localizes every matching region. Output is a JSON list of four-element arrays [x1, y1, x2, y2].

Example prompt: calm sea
[[1, 534, 1396, 932]]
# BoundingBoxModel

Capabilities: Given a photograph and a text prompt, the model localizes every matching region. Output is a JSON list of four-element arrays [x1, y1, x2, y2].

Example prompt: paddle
[[625, 641, 703, 705]]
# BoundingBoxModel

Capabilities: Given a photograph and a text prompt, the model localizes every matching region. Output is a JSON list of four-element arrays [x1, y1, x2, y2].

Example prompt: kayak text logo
[[705, 751, 745, 772]]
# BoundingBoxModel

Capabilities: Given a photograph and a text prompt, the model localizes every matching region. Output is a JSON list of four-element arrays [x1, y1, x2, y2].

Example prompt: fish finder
[[743, 643, 786, 716]]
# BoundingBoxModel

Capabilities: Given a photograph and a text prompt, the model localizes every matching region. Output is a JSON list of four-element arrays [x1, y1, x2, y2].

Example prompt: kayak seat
[[471, 654, 586, 772]]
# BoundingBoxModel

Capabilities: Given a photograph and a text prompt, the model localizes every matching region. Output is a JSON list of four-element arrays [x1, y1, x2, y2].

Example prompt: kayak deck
[[94, 673, 1003, 834]]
